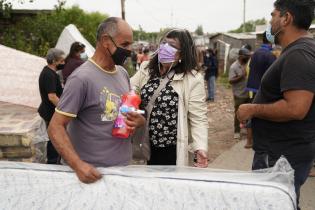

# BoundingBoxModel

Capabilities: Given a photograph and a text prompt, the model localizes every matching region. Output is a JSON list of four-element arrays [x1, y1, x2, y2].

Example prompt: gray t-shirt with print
[[229, 60, 249, 98], [56, 60, 131, 167]]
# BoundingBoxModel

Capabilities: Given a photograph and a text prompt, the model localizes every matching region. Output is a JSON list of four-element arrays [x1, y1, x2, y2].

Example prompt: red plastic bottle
[[112, 89, 141, 138]]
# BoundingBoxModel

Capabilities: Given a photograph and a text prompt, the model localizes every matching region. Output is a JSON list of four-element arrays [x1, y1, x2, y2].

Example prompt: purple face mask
[[158, 43, 178, 64]]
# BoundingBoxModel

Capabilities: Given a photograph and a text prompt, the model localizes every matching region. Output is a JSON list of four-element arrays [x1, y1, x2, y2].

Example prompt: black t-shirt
[[38, 66, 63, 122], [252, 37, 315, 162]]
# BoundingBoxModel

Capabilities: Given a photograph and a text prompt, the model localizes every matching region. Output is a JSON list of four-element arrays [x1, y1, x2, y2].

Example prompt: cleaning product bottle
[[112, 88, 144, 138]]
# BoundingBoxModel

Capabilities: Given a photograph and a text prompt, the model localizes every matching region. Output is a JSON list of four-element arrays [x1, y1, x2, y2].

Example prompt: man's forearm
[[229, 75, 244, 84], [253, 99, 301, 122], [48, 123, 82, 169]]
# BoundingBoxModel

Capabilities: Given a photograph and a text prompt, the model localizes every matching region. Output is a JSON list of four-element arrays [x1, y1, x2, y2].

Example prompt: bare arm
[[48, 112, 102, 183], [229, 74, 245, 84], [48, 93, 59, 106], [237, 90, 314, 123], [229, 66, 246, 84], [254, 90, 313, 121]]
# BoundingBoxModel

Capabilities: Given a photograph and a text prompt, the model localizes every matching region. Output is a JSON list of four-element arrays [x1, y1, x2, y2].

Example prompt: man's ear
[[100, 34, 111, 49], [282, 12, 292, 27]]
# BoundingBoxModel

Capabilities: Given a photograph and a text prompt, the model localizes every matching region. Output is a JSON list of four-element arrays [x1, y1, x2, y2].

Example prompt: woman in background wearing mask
[[131, 29, 209, 167], [62, 42, 87, 84]]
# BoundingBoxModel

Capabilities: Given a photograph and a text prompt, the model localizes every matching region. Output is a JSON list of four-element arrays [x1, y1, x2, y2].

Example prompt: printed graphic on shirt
[[99, 87, 121, 121]]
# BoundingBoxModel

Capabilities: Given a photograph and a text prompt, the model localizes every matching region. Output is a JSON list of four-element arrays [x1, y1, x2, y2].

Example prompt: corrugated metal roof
[[209, 32, 256, 40], [222, 33, 256, 40]]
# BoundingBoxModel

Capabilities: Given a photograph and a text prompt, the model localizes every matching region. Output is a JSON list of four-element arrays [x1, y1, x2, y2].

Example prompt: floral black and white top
[[140, 77, 179, 148]]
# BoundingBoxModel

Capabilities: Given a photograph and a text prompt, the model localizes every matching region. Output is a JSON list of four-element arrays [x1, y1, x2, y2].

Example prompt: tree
[[229, 18, 267, 33], [133, 25, 159, 42], [195, 25, 204, 36], [0, 0, 35, 18], [1, 6, 107, 56]]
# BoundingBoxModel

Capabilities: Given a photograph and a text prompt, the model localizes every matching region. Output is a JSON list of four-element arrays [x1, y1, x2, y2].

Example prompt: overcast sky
[[12, 0, 276, 33]]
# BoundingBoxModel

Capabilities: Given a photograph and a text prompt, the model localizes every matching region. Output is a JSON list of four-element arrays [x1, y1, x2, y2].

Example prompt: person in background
[[309, 163, 315, 177], [203, 49, 218, 102], [48, 17, 145, 184], [131, 29, 208, 167], [237, 0, 315, 208], [272, 45, 282, 58], [242, 43, 252, 52], [140, 48, 150, 63], [136, 48, 144, 70], [38, 48, 65, 164], [229, 48, 251, 140], [62, 42, 86, 84], [247, 32, 276, 99], [131, 50, 138, 71], [244, 32, 277, 149]]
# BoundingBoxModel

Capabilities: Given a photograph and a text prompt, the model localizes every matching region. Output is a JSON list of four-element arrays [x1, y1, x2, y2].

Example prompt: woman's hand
[[124, 111, 146, 133], [194, 150, 209, 168]]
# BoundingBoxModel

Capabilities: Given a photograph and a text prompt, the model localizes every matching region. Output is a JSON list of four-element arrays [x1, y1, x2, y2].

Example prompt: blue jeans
[[207, 76, 216, 100]]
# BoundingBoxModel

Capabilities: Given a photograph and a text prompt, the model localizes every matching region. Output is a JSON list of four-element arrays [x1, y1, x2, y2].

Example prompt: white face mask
[[80, 52, 88, 61]]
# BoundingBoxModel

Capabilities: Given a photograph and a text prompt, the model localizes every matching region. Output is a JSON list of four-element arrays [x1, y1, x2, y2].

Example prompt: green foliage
[[158, 27, 172, 37], [229, 18, 267, 33], [195, 25, 204, 35], [1, 6, 107, 57], [0, 0, 35, 18], [125, 59, 137, 77], [0, 0, 13, 18], [133, 25, 159, 42], [217, 74, 231, 89]]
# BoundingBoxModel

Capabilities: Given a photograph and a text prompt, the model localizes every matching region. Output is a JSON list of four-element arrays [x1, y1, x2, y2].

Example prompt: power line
[[134, 0, 163, 26]]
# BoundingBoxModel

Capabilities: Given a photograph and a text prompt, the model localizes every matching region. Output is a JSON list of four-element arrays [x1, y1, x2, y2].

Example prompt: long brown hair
[[65, 42, 85, 63]]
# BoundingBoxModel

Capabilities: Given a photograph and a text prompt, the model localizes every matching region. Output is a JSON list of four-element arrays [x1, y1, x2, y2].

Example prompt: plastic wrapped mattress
[[0, 102, 48, 163], [0, 157, 296, 210]]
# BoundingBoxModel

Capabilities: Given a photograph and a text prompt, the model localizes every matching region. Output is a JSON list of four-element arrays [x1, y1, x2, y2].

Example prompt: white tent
[[55, 24, 95, 57], [0, 45, 46, 108]]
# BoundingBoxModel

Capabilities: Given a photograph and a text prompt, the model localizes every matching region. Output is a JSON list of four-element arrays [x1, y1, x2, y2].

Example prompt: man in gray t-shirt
[[56, 61, 131, 167], [48, 17, 145, 184], [229, 48, 250, 138]]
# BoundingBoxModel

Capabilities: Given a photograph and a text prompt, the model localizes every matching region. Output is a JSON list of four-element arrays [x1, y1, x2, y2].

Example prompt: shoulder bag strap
[[145, 69, 176, 116]]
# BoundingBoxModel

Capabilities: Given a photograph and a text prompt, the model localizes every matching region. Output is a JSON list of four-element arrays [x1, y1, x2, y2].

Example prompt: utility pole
[[243, 0, 246, 33], [121, 0, 126, 20]]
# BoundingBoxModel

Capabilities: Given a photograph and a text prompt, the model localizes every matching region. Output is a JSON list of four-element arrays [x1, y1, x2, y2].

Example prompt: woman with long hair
[[62, 42, 86, 84], [131, 29, 208, 167]]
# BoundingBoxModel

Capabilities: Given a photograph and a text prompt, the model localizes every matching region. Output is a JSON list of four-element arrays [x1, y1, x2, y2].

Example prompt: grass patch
[[218, 72, 231, 89]]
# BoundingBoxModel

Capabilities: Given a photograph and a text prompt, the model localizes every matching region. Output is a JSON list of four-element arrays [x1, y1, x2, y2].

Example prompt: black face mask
[[56, 64, 65, 70], [108, 36, 131, 66]]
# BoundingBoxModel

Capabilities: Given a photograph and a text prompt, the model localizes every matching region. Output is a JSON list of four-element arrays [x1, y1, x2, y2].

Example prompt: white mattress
[[55, 24, 95, 58], [0, 157, 296, 210], [0, 45, 46, 108]]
